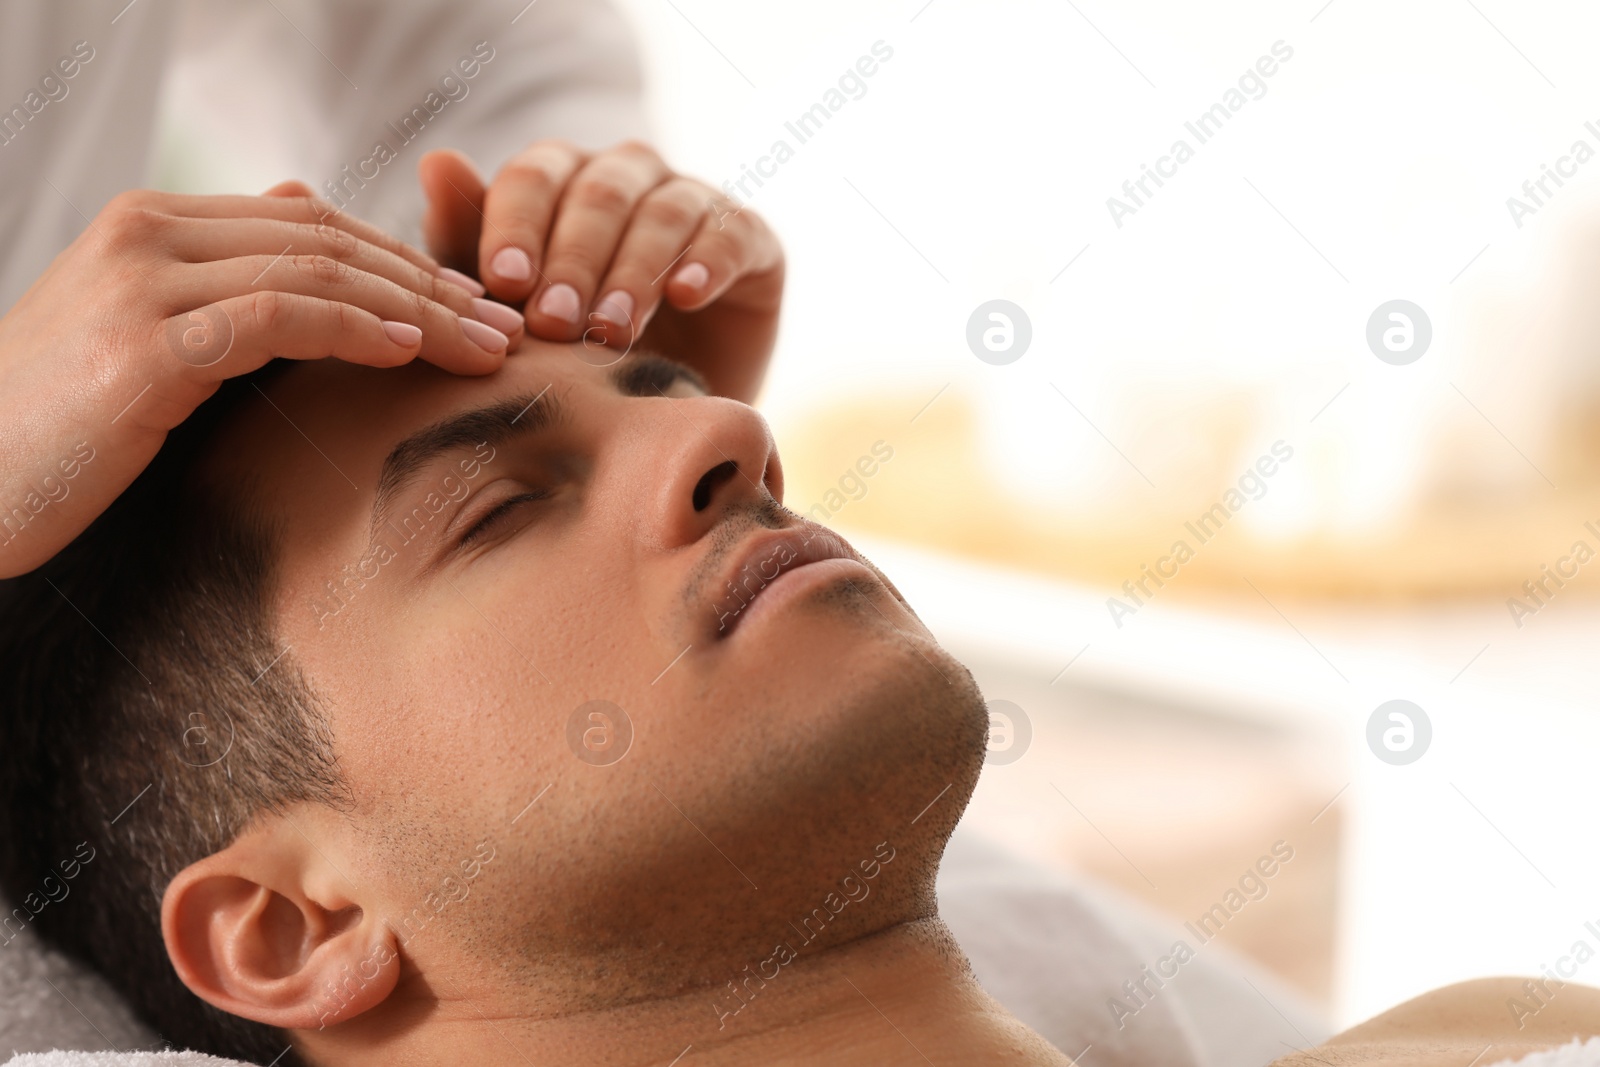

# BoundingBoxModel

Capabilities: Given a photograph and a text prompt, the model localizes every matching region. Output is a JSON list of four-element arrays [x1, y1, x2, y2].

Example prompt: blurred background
[[157, 0, 1600, 1033]]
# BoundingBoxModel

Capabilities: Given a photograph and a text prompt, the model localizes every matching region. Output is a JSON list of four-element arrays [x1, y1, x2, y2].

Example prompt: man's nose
[[645, 396, 782, 549]]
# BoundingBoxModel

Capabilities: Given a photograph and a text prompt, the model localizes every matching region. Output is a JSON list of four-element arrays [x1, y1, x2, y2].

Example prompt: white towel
[[1489, 1039, 1600, 1067]]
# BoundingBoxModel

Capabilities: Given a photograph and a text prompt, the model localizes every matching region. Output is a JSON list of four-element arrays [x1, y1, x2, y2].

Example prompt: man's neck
[[306, 918, 1073, 1067]]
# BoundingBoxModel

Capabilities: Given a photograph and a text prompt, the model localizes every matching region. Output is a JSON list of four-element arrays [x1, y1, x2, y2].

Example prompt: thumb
[[262, 179, 316, 198], [419, 149, 486, 272]]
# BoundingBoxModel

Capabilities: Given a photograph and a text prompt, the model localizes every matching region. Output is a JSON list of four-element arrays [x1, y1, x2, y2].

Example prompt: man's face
[[214, 343, 986, 1007]]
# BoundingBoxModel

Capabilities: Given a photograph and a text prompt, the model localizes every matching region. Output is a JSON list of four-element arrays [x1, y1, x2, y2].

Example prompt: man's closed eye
[[458, 489, 552, 547]]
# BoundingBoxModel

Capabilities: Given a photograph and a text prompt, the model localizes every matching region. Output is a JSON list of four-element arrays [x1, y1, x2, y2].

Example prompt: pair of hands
[[0, 140, 783, 578]]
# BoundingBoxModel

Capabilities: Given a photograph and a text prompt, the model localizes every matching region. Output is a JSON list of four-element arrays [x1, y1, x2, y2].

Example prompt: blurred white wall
[[614, 0, 1600, 537]]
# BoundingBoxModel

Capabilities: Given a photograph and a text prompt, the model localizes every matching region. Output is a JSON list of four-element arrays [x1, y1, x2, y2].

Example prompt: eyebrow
[[367, 352, 706, 541]]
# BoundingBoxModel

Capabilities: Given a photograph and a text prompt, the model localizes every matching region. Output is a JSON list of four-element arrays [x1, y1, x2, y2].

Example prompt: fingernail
[[491, 246, 533, 282], [672, 261, 710, 291], [438, 267, 486, 297], [471, 297, 525, 336], [381, 320, 422, 346], [460, 317, 509, 352], [536, 283, 581, 324], [592, 290, 634, 326]]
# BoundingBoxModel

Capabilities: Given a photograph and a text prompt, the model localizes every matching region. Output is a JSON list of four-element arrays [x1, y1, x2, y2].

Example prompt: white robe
[[0, 0, 647, 314]]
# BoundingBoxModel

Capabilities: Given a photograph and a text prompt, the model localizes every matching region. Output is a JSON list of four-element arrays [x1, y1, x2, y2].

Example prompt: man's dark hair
[[0, 370, 347, 1066]]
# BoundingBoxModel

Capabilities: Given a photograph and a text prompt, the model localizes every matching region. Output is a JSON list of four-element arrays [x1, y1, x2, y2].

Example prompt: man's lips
[[708, 523, 867, 638]]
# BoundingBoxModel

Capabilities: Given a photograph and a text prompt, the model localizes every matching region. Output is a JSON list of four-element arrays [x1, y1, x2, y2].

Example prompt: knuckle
[[297, 253, 352, 289], [301, 195, 341, 225], [312, 222, 360, 260], [420, 273, 457, 310], [100, 205, 164, 248], [244, 289, 287, 334], [499, 161, 562, 201], [569, 176, 632, 215], [333, 298, 362, 337], [407, 285, 434, 322], [549, 245, 605, 281], [106, 188, 157, 214], [638, 194, 698, 232]]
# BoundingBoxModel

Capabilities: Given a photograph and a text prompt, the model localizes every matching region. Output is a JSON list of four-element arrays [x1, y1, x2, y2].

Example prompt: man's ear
[[161, 815, 400, 1031]]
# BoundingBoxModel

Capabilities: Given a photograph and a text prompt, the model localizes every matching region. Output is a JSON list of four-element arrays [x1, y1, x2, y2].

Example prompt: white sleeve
[[0, 0, 178, 313], [163, 0, 648, 248], [307, 0, 650, 245]]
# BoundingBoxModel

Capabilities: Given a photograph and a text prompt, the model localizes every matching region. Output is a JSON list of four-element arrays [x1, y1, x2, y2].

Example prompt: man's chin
[[474, 616, 989, 1004], [720, 605, 986, 858]]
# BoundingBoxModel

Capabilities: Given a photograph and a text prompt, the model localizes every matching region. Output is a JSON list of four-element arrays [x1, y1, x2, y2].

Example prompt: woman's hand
[[0, 183, 523, 578], [418, 140, 784, 404]]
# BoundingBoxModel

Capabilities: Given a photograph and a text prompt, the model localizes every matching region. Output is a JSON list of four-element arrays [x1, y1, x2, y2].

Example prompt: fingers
[[418, 149, 487, 272], [587, 184, 782, 349], [168, 253, 514, 375], [168, 216, 525, 354], [167, 215, 496, 315], [660, 197, 783, 313], [161, 291, 436, 378], [583, 178, 710, 347], [476, 141, 588, 300], [150, 192, 443, 277], [520, 143, 674, 341]]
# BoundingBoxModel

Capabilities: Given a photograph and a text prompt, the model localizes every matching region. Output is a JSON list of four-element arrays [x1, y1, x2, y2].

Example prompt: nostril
[[692, 460, 739, 512]]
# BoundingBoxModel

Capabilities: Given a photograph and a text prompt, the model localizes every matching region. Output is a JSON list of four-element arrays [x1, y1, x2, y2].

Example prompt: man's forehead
[[272, 346, 583, 438], [219, 346, 583, 478], [201, 346, 593, 549]]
